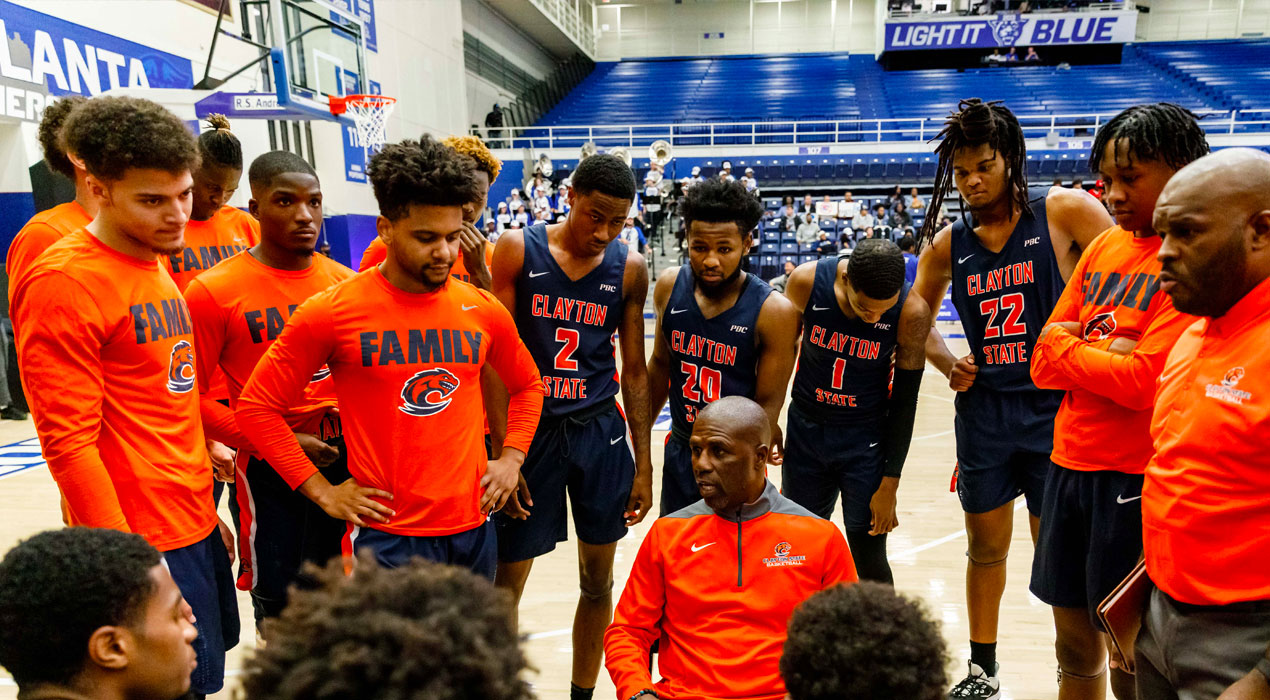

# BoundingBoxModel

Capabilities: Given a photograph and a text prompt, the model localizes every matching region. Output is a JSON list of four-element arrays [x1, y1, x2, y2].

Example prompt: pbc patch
[[399, 367, 460, 417], [166, 340, 196, 394], [1083, 312, 1117, 341]]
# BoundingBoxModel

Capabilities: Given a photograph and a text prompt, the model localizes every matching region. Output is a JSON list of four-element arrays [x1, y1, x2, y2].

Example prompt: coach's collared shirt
[[1144, 275, 1270, 606], [604, 482, 856, 700]]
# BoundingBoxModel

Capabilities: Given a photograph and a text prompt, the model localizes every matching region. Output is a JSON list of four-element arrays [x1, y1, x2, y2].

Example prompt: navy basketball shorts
[[781, 404, 885, 532], [494, 401, 635, 562], [660, 432, 698, 517], [163, 527, 240, 695], [350, 520, 497, 581], [1030, 462, 1144, 626], [235, 437, 351, 625], [953, 387, 1061, 516]]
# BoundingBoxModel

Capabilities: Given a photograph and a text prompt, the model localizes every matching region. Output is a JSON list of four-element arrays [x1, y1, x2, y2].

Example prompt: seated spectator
[[0, 528, 198, 700], [909, 187, 925, 211], [838, 190, 861, 220], [1025, 46, 1041, 62], [534, 191, 551, 214], [986, 49, 1005, 63], [605, 397, 856, 700], [801, 193, 816, 216], [797, 213, 821, 246], [1006, 47, 1019, 62], [1071, 178, 1085, 192], [532, 208, 551, 226], [781, 195, 796, 212], [779, 205, 799, 233], [554, 184, 570, 214], [816, 232, 838, 256], [514, 204, 530, 226], [770, 260, 796, 293], [886, 185, 903, 211], [241, 556, 530, 700], [485, 220, 500, 243], [495, 201, 512, 231], [620, 217, 645, 253], [890, 201, 913, 231], [781, 582, 948, 700], [744, 167, 759, 194], [851, 205, 875, 234], [508, 189, 524, 211], [898, 235, 919, 285], [873, 204, 893, 237]]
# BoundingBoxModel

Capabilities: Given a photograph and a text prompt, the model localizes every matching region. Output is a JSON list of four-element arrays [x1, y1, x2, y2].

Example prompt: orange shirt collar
[[1208, 275, 1270, 338]]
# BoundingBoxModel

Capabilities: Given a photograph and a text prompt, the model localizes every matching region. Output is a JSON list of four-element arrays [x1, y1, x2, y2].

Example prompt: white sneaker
[[948, 660, 1001, 700]]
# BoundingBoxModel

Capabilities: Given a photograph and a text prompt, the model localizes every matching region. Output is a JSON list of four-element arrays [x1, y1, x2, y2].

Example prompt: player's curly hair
[[680, 176, 764, 239], [920, 98, 1030, 250], [781, 582, 948, 700], [198, 114, 243, 170], [37, 95, 87, 179], [443, 134, 501, 181], [0, 528, 161, 687], [61, 96, 198, 181], [1089, 103, 1209, 174], [847, 239, 906, 300], [240, 555, 533, 700], [571, 154, 636, 201], [368, 135, 481, 221]]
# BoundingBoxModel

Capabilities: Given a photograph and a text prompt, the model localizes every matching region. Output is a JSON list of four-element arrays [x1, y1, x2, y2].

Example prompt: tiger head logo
[[773, 542, 793, 558], [399, 368, 460, 417], [1083, 312, 1117, 342], [1222, 367, 1245, 388], [166, 340, 196, 394], [988, 13, 1029, 46]]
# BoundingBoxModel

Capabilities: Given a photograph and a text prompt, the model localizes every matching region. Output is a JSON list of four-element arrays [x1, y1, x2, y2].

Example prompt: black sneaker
[[948, 660, 1001, 700], [1, 406, 28, 421]]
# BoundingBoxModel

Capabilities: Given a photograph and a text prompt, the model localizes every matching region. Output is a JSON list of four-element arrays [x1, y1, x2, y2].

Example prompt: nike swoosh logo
[[528, 271, 550, 278], [691, 542, 716, 553], [669, 308, 686, 314], [611, 436, 625, 445], [461, 304, 478, 311], [958, 255, 975, 264], [812, 305, 830, 311], [1116, 494, 1142, 504], [869, 442, 879, 448]]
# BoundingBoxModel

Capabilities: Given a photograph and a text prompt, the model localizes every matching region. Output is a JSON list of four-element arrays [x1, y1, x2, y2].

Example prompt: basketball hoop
[[330, 94, 396, 154]]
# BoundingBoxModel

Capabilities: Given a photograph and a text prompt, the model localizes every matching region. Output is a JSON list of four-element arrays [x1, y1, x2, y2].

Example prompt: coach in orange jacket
[[605, 396, 857, 700]]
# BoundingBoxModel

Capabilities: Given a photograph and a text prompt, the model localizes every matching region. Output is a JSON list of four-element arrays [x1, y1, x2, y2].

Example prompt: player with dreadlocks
[[1028, 103, 1208, 700], [911, 98, 1112, 700]]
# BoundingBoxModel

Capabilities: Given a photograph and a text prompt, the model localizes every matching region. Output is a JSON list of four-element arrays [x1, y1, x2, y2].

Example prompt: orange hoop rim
[[329, 94, 397, 116]]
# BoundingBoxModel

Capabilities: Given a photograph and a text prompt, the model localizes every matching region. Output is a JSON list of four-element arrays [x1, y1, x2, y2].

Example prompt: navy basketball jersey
[[950, 188, 1065, 394], [792, 256, 908, 422], [661, 266, 772, 439], [516, 223, 626, 419]]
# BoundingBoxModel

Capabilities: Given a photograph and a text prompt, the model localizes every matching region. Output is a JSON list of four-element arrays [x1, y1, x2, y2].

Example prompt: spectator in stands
[[798, 194, 814, 217], [986, 49, 1005, 63], [620, 217, 645, 254], [873, 204, 892, 238], [509, 188, 524, 211], [769, 260, 796, 293], [781, 582, 948, 700], [909, 187, 926, 211], [898, 235, 919, 285], [486, 220, 500, 244], [816, 232, 838, 256], [887, 185, 903, 211], [782, 195, 796, 211], [838, 230, 854, 251], [889, 201, 913, 232], [554, 184, 570, 215], [1006, 47, 1019, 62], [532, 208, 551, 226], [690, 166, 703, 185], [534, 189, 551, 214], [851, 204, 874, 236], [1071, 178, 1085, 192], [779, 205, 799, 234], [1025, 46, 1042, 62], [514, 204, 529, 227], [797, 213, 821, 247], [530, 173, 547, 200], [720, 162, 735, 182], [1052, 177, 1064, 188], [495, 202, 511, 232], [0, 529, 199, 700], [838, 191, 861, 220], [743, 167, 759, 194], [485, 104, 504, 148]]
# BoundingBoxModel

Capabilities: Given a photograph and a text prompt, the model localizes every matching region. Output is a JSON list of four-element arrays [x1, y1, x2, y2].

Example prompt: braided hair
[[197, 113, 243, 170], [919, 99, 1030, 250], [1089, 103, 1209, 174]]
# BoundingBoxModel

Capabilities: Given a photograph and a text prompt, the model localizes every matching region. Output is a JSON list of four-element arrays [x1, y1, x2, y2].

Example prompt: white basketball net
[[341, 95, 396, 154]]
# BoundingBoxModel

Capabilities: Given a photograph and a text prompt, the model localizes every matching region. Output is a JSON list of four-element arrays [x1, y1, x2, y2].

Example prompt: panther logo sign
[[399, 368, 461, 417], [773, 542, 792, 558], [166, 340, 196, 394], [1083, 312, 1117, 341], [988, 13, 1029, 46]]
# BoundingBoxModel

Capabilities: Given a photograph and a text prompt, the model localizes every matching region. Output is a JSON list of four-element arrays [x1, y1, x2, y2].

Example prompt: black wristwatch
[[628, 691, 660, 700]]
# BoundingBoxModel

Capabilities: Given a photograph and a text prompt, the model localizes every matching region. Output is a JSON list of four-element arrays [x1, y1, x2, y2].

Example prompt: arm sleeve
[[604, 526, 665, 699], [823, 527, 859, 586], [1030, 256, 1090, 391], [482, 296, 544, 454], [1029, 302, 1194, 411], [16, 273, 129, 531], [183, 280, 252, 450], [235, 299, 336, 488], [882, 368, 924, 478]]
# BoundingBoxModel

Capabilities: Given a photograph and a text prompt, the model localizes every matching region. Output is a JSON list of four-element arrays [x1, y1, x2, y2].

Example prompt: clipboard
[[1097, 559, 1151, 669]]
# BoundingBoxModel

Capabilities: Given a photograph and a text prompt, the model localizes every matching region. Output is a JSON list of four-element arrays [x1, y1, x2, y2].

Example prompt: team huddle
[[0, 90, 1267, 700]]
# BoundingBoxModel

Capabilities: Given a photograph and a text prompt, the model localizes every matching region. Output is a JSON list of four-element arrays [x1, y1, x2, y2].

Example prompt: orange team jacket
[[6, 200, 92, 296], [183, 250, 355, 444], [1030, 226, 1195, 473], [358, 236, 494, 285], [235, 268, 545, 536], [12, 230, 217, 551], [166, 205, 259, 292], [1144, 276, 1270, 606], [605, 482, 857, 700]]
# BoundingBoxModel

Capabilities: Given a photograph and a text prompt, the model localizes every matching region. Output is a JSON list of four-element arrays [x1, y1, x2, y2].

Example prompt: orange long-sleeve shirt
[[358, 236, 493, 285], [166, 206, 259, 292], [1030, 227, 1194, 473], [605, 482, 856, 700], [235, 269, 544, 536], [184, 251, 354, 444], [12, 230, 216, 551], [1144, 276, 1270, 606], [6, 200, 92, 296]]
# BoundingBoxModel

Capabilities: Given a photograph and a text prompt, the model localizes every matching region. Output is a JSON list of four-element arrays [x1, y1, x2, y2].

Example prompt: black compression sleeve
[[883, 367, 924, 478]]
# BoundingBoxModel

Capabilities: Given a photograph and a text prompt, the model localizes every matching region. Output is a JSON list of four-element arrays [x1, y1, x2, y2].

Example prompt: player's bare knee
[[579, 575, 614, 603], [1055, 634, 1106, 676]]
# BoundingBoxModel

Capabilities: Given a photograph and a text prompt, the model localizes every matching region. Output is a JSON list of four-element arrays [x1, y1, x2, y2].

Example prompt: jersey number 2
[[554, 328, 579, 370], [980, 293, 1027, 339]]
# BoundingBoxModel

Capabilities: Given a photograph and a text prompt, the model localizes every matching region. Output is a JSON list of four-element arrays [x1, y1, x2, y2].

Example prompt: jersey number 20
[[681, 361, 722, 403]]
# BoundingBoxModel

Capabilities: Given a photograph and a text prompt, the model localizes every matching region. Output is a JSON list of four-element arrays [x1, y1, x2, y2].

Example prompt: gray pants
[[1135, 586, 1270, 700]]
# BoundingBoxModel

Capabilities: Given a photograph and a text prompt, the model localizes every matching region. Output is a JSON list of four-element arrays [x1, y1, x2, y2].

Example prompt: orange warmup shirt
[[6, 200, 92, 296], [184, 251, 354, 443], [605, 483, 857, 700], [358, 236, 493, 285], [1144, 276, 1270, 606], [235, 269, 544, 536], [1030, 226, 1195, 472], [12, 230, 216, 551]]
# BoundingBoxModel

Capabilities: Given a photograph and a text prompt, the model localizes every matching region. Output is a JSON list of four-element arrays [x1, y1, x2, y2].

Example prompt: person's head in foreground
[[1154, 147, 1270, 318], [61, 96, 199, 258], [0, 528, 197, 700], [248, 150, 323, 260], [562, 153, 636, 257], [241, 555, 532, 700], [781, 581, 948, 700], [368, 135, 481, 292], [442, 135, 502, 225], [680, 177, 764, 296], [690, 396, 771, 512]]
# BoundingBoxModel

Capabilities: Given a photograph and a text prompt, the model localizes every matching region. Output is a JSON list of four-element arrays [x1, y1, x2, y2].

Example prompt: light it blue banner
[[884, 10, 1137, 51]]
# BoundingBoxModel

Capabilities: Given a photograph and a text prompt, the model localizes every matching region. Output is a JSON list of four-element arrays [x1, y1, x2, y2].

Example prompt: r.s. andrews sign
[[884, 9, 1137, 51]]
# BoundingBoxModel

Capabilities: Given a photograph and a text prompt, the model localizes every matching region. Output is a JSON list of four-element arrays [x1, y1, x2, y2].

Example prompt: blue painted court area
[[0, 438, 45, 481]]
